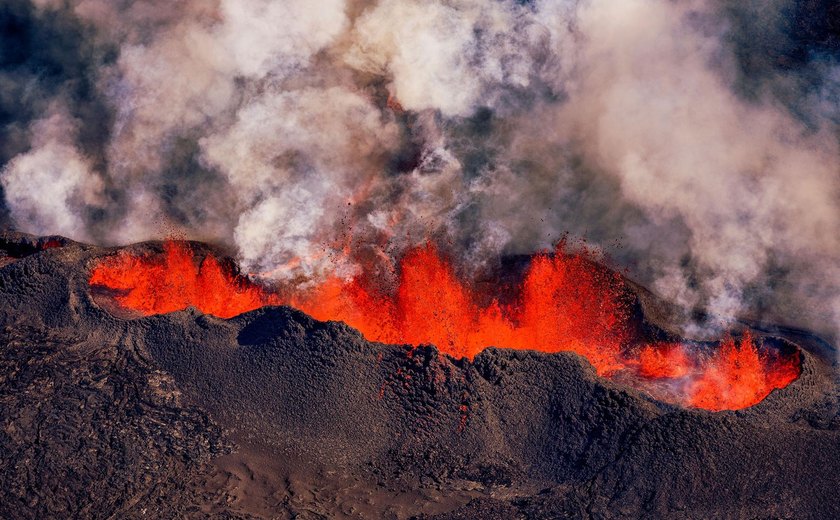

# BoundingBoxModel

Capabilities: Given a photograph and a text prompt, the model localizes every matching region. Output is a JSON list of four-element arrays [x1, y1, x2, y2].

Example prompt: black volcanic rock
[[0, 232, 838, 519]]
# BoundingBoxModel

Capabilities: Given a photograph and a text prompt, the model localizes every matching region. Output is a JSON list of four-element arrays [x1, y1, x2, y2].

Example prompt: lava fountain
[[89, 241, 800, 411]]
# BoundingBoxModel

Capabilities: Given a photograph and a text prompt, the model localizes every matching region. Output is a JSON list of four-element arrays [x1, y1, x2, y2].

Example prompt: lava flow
[[89, 241, 800, 411]]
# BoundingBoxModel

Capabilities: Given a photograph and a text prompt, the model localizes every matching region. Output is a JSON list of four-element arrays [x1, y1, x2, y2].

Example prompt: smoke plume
[[1, 0, 839, 343]]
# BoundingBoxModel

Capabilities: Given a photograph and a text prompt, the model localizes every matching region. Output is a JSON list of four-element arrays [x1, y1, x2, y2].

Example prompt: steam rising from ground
[[1, 0, 839, 342]]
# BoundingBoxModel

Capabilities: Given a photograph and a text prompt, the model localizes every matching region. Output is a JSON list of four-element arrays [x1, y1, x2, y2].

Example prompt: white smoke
[[566, 0, 840, 333], [1, 108, 104, 240], [4, 0, 840, 343], [201, 86, 400, 275], [343, 0, 573, 116]]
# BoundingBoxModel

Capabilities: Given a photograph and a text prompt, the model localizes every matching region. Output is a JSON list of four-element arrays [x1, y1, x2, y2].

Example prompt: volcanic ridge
[[1, 231, 838, 519]]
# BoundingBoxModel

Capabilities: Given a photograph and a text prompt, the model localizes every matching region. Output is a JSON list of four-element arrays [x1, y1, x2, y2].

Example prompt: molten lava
[[88, 240, 800, 411], [686, 334, 801, 411], [89, 241, 279, 319], [290, 243, 629, 373], [638, 343, 693, 379]]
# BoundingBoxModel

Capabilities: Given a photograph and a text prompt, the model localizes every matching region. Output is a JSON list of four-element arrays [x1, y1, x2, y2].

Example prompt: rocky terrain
[[1, 232, 838, 519]]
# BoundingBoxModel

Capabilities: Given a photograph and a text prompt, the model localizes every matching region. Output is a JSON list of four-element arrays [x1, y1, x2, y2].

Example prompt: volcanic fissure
[[89, 240, 801, 412]]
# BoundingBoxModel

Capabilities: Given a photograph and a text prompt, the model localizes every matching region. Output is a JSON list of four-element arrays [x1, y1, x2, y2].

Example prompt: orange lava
[[88, 240, 800, 411], [686, 333, 801, 412], [290, 242, 629, 374], [89, 241, 279, 318], [639, 343, 693, 379], [634, 335, 800, 411]]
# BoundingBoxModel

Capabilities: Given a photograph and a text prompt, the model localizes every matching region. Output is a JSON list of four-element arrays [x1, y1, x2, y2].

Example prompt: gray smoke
[[1, 0, 839, 343]]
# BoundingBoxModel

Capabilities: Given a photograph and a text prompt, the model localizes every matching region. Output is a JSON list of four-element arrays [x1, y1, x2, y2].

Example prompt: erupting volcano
[[89, 240, 800, 411], [3, 0, 840, 516], [1, 233, 835, 518]]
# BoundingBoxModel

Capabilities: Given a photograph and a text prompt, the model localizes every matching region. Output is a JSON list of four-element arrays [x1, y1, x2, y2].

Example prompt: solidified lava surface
[[2, 232, 839, 519]]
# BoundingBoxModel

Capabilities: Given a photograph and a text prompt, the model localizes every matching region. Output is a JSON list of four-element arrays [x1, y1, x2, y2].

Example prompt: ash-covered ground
[[1, 232, 839, 519]]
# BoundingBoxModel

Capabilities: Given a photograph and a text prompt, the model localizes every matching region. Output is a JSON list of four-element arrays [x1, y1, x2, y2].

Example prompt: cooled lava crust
[[1, 232, 838, 519]]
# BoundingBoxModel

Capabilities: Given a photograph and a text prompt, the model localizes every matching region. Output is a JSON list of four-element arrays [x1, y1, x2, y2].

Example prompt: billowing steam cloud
[[1, 0, 839, 342]]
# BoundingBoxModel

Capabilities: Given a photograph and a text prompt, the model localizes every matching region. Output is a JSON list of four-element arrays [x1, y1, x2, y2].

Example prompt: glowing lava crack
[[89, 241, 800, 412]]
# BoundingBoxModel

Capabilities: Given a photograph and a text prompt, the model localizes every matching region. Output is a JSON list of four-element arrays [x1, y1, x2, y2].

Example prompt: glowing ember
[[88, 240, 800, 411]]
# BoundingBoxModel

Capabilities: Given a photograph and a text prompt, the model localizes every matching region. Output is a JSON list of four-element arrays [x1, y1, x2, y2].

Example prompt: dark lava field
[[1, 232, 839, 519]]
